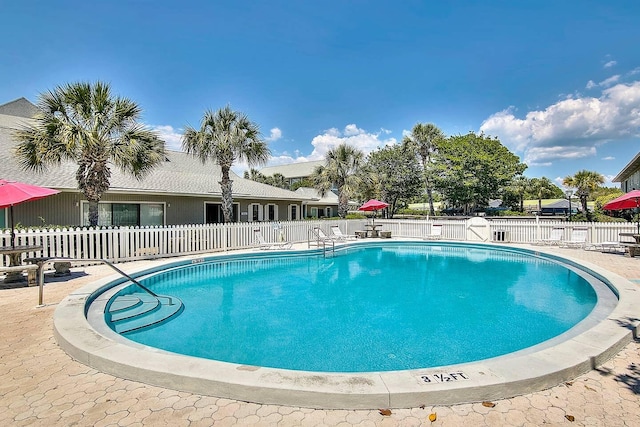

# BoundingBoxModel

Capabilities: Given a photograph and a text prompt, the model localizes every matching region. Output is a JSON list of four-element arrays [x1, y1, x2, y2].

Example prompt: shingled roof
[[260, 160, 324, 179], [0, 100, 308, 202], [0, 97, 40, 118]]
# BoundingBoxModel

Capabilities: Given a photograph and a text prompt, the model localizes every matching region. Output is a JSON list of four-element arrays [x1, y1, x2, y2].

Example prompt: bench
[[354, 231, 367, 239], [379, 231, 392, 238], [620, 242, 640, 257], [0, 264, 39, 286]]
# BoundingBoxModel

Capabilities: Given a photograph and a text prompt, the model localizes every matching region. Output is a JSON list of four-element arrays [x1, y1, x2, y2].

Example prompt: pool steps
[[108, 292, 183, 334]]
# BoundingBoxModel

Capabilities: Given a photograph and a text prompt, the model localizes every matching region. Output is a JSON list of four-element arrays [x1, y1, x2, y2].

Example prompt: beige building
[[259, 160, 324, 186], [0, 98, 310, 227], [613, 151, 640, 192]]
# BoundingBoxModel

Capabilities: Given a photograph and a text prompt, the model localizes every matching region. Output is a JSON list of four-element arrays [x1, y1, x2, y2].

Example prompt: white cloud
[[265, 127, 282, 141], [585, 75, 620, 89], [600, 75, 621, 87], [480, 80, 640, 165], [307, 124, 397, 160], [602, 156, 615, 161], [233, 124, 397, 175], [604, 60, 617, 68], [150, 124, 183, 151], [524, 146, 596, 166]]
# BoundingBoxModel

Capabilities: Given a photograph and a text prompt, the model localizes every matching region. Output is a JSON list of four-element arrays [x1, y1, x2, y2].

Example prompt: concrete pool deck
[[2, 242, 640, 425]]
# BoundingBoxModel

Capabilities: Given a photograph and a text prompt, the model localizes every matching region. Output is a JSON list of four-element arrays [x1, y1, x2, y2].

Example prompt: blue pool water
[[114, 243, 598, 372]]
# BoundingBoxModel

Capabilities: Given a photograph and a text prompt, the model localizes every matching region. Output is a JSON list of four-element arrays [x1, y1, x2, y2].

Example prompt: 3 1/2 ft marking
[[419, 372, 469, 384]]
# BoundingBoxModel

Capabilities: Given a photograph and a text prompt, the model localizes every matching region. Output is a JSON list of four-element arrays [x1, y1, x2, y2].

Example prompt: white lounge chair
[[313, 226, 340, 241], [533, 227, 565, 245], [330, 225, 355, 241], [424, 224, 443, 240], [585, 241, 624, 253], [560, 227, 588, 248], [254, 229, 292, 250]]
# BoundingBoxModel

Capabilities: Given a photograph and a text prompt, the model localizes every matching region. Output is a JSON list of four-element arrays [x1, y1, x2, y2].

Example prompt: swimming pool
[[114, 243, 597, 372], [55, 240, 639, 409]]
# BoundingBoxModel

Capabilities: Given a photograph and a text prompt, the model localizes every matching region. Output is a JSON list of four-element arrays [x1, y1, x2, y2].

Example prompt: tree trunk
[[338, 192, 349, 218], [424, 167, 435, 216], [426, 185, 435, 216], [219, 167, 234, 223], [88, 199, 100, 226], [581, 196, 589, 221]]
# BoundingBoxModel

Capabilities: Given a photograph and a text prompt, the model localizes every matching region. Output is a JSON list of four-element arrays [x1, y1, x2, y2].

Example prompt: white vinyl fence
[[1, 218, 638, 267]]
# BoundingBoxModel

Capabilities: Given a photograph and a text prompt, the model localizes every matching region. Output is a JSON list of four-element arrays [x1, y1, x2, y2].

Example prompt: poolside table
[[0, 245, 43, 283], [364, 224, 382, 237]]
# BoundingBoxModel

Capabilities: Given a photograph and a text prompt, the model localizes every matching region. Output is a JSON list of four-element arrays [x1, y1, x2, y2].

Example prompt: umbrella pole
[[10, 204, 15, 249], [636, 198, 640, 234]]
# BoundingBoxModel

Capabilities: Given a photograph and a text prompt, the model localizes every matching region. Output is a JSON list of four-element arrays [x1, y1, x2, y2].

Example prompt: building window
[[249, 203, 262, 221], [265, 204, 277, 221], [82, 202, 165, 226], [289, 204, 298, 221], [205, 203, 239, 223]]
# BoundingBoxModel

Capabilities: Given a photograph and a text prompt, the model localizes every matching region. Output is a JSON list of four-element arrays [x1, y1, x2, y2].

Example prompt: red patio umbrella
[[358, 199, 389, 211], [358, 199, 389, 223], [602, 189, 640, 233], [0, 180, 60, 248]]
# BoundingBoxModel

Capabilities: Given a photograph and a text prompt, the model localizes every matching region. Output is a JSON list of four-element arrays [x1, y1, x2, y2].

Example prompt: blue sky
[[1, 1, 639, 187]]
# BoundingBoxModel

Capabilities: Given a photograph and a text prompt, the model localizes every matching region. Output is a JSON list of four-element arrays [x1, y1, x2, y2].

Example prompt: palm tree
[[268, 173, 288, 189], [563, 170, 605, 220], [530, 177, 557, 213], [13, 81, 165, 226], [182, 106, 270, 223], [402, 123, 444, 215], [311, 143, 364, 218], [243, 168, 267, 183]]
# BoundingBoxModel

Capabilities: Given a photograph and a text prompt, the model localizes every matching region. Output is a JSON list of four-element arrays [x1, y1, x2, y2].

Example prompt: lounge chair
[[330, 225, 355, 241], [585, 241, 624, 253], [254, 229, 292, 250], [533, 227, 564, 245], [313, 226, 340, 241], [424, 224, 443, 240], [559, 227, 588, 248]]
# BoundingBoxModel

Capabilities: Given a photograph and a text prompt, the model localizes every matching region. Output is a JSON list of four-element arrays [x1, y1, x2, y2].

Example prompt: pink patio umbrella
[[358, 199, 389, 223], [602, 189, 640, 233], [0, 180, 60, 248]]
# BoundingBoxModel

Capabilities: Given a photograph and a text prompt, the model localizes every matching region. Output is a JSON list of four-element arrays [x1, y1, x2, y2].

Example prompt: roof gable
[[0, 98, 39, 118], [613, 151, 640, 182]]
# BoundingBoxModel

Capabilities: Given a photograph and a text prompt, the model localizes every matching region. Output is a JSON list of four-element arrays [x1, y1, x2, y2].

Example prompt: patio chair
[[584, 241, 625, 253], [330, 225, 355, 241], [253, 229, 292, 250], [559, 227, 589, 249], [424, 224, 443, 240], [533, 227, 565, 245], [312, 227, 337, 242]]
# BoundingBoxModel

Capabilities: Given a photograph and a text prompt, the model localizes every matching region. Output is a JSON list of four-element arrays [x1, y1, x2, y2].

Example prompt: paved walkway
[[1, 246, 639, 426]]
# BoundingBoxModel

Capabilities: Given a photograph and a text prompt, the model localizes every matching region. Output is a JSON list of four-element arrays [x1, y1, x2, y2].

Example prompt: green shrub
[[345, 213, 367, 219]]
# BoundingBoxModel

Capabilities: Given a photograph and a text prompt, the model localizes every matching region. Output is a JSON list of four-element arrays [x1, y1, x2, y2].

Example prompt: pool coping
[[53, 240, 640, 409]]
